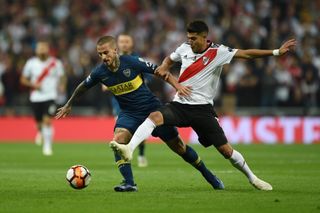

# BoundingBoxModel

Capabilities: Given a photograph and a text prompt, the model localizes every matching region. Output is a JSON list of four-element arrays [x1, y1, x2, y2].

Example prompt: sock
[[42, 125, 53, 152], [114, 152, 134, 185], [128, 118, 156, 152], [181, 146, 219, 187], [229, 149, 256, 183], [138, 142, 145, 156]]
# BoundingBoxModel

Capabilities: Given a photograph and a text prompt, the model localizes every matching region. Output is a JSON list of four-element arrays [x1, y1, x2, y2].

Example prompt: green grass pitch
[[0, 142, 319, 213]]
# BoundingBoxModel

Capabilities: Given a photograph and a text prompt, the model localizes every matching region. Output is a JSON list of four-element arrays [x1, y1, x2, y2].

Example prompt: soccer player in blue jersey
[[117, 33, 149, 167], [56, 35, 224, 192]]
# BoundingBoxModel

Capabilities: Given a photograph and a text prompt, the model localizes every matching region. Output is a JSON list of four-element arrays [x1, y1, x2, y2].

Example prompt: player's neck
[[198, 42, 210, 53], [109, 56, 120, 72], [38, 55, 49, 61]]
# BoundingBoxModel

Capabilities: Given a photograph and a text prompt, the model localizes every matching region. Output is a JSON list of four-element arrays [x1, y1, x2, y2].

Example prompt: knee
[[148, 111, 163, 126], [113, 128, 132, 144], [113, 135, 129, 144], [166, 137, 186, 155], [218, 145, 233, 159], [42, 117, 52, 126]]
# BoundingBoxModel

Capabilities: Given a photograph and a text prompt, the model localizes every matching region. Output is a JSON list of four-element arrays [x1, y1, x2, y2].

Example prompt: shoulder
[[120, 55, 145, 67], [175, 42, 190, 52], [130, 52, 140, 58], [216, 44, 236, 53], [50, 57, 64, 66], [120, 55, 138, 63], [94, 62, 106, 71], [210, 43, 221, 48], [26, 57, 39, 64], [91, 63, 107, 75]]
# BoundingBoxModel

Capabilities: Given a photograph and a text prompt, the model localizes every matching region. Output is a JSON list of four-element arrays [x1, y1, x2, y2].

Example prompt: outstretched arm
[[155, 56, 191, 97], [55, 81, 89, 119], [235, 39, 296, 59]]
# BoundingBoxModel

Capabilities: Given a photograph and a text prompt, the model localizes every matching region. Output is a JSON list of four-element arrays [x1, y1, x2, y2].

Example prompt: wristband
[[272, 49, 280, 56]]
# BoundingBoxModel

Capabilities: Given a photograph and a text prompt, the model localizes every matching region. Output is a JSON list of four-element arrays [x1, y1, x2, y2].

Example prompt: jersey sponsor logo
[[108, 75, 143, 96], [123, 69, 131, 77], [178, 48, 218, 83]]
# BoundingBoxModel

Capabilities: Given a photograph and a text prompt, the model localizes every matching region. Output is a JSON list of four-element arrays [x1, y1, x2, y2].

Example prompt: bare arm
[[55, 81, 89, 119], [20, 76, 41, 90], [155, 56, 191, 97], [58, 74, 67, 94], [235, 39, 296, 59]]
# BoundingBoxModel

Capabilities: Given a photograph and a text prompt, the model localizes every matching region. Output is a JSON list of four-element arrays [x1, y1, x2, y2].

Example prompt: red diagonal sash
[[35, 59, 56, 84], [178, 48, 217, 83]]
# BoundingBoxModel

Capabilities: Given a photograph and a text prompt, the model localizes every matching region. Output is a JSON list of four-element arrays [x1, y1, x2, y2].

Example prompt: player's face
[[36, 42, 49, 60], [97, 42, 117, 66], [117, 35, 134, 55], [187, 32, 207, 53]]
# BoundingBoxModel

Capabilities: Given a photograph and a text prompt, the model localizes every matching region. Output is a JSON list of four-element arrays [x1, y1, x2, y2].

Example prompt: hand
[[55, 104, 72, 119], [176, 84, 192, 97], [155, 66, 170, 81], [33, 82, 41, 90], [279, 39, 297, 55]]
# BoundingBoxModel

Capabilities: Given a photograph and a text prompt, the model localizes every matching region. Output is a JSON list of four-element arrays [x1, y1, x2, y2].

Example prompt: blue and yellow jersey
[[84, 55, 160, 115]]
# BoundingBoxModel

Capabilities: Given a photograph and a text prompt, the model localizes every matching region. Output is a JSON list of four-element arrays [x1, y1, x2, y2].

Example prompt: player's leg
[[110, 111, 162, 161], [137, 141, 148, 167], [35, 121, 43, 146], [217, 143, 272, 190], [41, 101, 56, 156], [160, 132, 224, 190], [192, 106, 272, 191], [31, 102, 43, 146], [112, 127, 137, 192], [42, 115, 53, 155]]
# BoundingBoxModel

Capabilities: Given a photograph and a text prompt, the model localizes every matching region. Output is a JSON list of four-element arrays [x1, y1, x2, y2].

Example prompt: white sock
[[42, 126, 53, 152], [128, 118, 156, 152], [229, 150, 257, 183]]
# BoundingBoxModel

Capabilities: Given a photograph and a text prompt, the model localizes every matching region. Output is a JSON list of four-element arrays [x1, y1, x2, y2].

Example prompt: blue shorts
[[115, 111, 178, 142]]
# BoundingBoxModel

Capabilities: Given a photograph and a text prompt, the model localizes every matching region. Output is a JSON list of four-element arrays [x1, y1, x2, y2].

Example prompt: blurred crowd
[[0, 0, 319, 116]]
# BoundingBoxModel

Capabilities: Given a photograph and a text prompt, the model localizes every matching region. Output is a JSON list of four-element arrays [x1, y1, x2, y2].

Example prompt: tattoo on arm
[[66, 81, 89, 106]]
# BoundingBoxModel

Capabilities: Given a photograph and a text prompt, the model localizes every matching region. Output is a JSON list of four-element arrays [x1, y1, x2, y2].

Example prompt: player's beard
[[38, 54, 48, 61]]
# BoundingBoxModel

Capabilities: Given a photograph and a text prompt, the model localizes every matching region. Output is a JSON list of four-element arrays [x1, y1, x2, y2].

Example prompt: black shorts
[[31, 100, 56, 122], [159, 102, 228, 148]]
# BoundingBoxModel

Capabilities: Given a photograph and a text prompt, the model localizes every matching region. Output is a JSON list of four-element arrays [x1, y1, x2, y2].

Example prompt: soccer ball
[[66, 165, 91, 189]]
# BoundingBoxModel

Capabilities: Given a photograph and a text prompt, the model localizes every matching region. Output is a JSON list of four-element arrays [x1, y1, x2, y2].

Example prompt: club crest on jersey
[[123, 69, 131, 77], [203, 56, 209, 65]]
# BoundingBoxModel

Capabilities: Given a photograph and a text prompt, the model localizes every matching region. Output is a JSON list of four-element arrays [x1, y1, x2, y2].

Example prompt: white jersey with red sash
[[22, 56, 64, 102], [170, 42, 238, 105]]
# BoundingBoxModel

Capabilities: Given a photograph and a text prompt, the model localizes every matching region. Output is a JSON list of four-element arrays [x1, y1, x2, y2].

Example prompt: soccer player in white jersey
[[111, 20, 297, 191], [21, 41, 65, 156]]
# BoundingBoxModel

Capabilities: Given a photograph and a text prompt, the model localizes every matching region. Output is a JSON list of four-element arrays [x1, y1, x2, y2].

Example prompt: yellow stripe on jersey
[[108, 75, 143, 96]]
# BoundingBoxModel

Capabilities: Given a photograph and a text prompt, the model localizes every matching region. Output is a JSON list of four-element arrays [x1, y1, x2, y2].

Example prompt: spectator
[[301, 69, 318, 114], [274, 62, 292, 107], [236, 65, 259, 107]]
